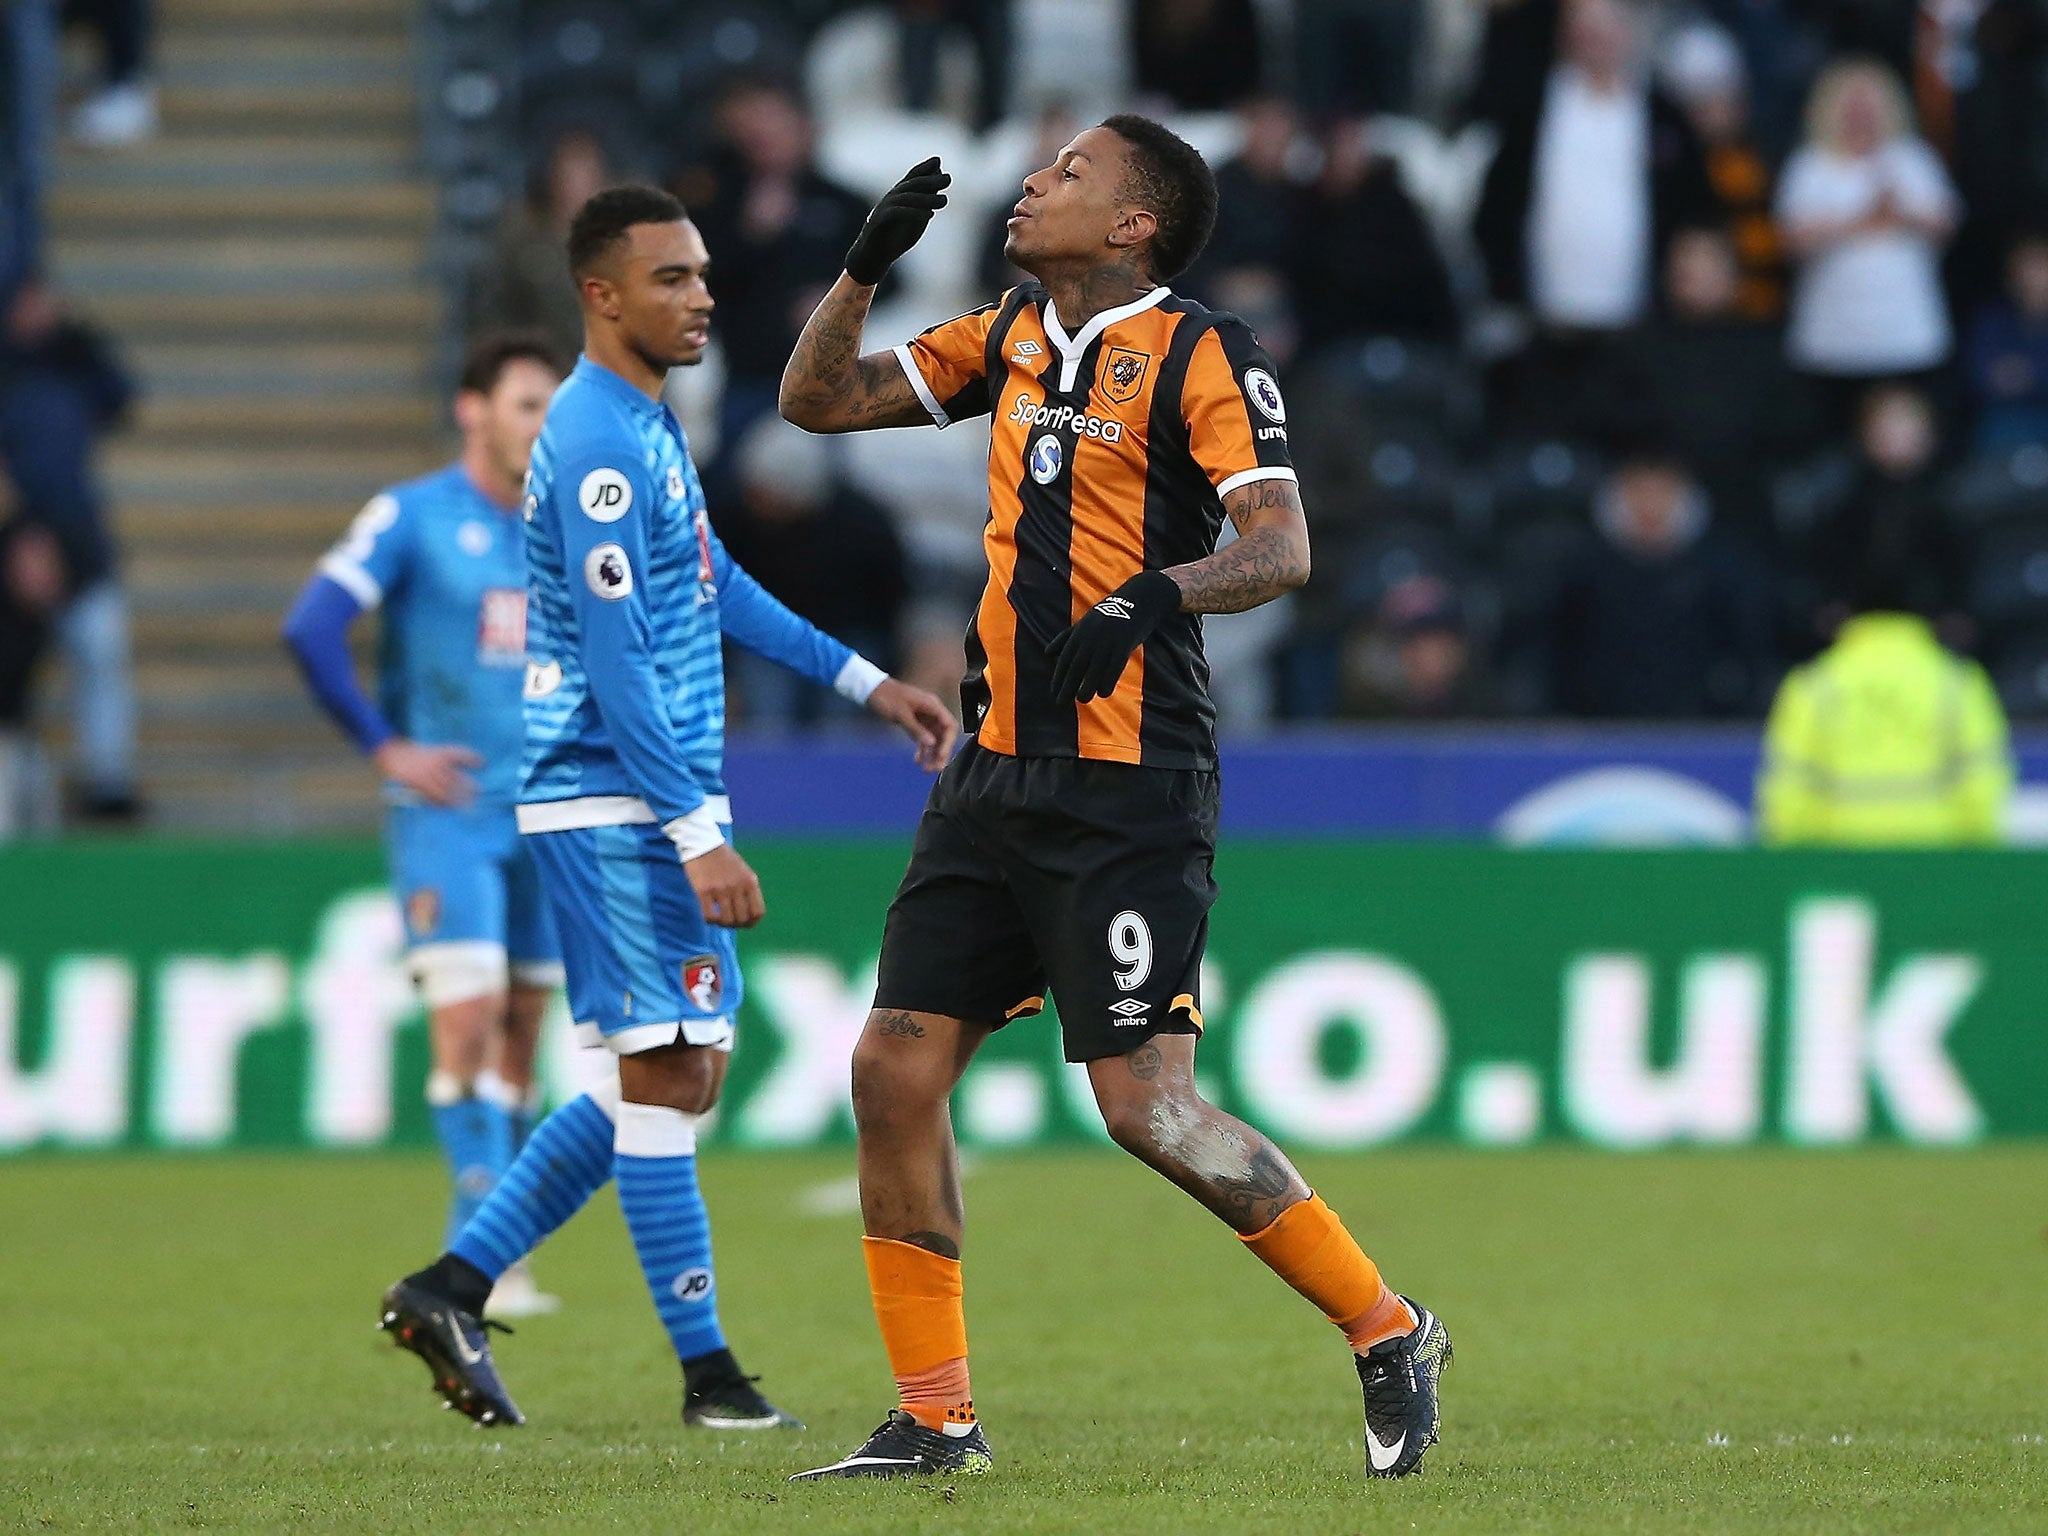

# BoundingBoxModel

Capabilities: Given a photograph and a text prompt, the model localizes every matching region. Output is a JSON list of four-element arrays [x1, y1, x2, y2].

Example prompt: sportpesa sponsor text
[[1006, 393, 1128, 442]]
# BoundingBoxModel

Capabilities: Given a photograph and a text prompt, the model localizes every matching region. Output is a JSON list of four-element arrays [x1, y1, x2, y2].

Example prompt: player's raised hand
[[684, 843, 766, 928], [373, 739, 481, 807], [844, 157, 950, 286], [865, 676, 959, 772]]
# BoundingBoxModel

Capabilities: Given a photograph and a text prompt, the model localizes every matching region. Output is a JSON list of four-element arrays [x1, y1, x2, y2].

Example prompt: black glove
[[1047, 571, 1183, 704], [844, 157, 951, 287]]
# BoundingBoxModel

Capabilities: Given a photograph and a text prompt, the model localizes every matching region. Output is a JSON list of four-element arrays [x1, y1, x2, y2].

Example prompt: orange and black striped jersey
[[892, 283, 1295, 771]]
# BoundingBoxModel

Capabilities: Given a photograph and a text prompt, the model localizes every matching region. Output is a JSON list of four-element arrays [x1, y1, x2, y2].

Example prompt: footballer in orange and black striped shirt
[[782, 116, 1447, 1485], [888, 278, 1294, 769]]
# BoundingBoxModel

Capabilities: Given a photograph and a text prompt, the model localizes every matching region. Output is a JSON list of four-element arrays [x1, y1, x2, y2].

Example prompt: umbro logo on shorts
[[1108, 998, 1151, 1026]]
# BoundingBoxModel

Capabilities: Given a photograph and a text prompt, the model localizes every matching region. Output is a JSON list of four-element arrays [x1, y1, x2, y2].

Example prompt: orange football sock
[[1241, 1193, 1418, 1352], [863, 1235, 974, 1430]]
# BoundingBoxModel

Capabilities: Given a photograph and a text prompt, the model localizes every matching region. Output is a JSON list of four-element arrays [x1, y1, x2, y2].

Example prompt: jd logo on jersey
[[578, 467, 632, 522], [683, 955, 723, 1011], [1102, 347, 1149, 405]]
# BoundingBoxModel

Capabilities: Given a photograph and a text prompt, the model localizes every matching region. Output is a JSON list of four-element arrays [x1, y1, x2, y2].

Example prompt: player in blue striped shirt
[[283, 332, 568, 1321], [377, 186, 956, 1431]]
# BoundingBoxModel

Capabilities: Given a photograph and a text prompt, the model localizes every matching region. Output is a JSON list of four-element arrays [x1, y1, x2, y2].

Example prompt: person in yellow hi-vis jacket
[[1757, 578, 2014, 845]]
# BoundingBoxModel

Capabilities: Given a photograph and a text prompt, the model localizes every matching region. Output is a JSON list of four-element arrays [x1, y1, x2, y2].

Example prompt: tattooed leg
[[849, 1008, 993, 1251], [1086, 1034, 1311, 1235]]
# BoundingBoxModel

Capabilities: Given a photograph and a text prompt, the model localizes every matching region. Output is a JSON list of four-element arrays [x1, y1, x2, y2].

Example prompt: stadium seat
[[636, 1, 803, 149], [1484, 438, 1603, 537], [1989, 624, 2048, 717], [1337, 521, 1464, 616], [1968, 518, 2048, 635], [520, 1, 642, 98], [1944, 445, 2048, 530]]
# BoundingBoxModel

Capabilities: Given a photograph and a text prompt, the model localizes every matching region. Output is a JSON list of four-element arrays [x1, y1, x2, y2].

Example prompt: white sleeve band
[[891, 343, 951, 428], [1214, 466, 1298, 499], [317, 554, 383, 608], [834, 654, 889, 705], [661, 804, 727, 862]]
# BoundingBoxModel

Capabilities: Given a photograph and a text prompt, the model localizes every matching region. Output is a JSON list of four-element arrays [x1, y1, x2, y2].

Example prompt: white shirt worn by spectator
[[1777, 139, 1958, 376], [1526, 66, 1653, 329]]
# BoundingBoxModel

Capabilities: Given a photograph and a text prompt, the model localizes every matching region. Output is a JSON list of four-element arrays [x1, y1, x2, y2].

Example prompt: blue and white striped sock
[[614, 1101, 727, 1362], [450, 1091, 614, 1280]]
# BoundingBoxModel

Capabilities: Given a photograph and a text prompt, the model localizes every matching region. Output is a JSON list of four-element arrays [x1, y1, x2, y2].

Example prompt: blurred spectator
[[671, 78, 881, 455], [1131, 0, 1261, 112], [1800, 382, 1970, 644], [1179, 97, 1301, 355], [1808, 0, 2048, 317], [711, 415, 909, 728], [1963, 228, 2048, 453], [1289, 118, 1459, 356], [1611, 229, 1819, 532], [1660, 21, 1786, 320], [0, 512, 67, 839], [1295, 0, 1421, 117], [0, 276, 140, 819], [63, 0, 156, 148], [894, 0, 1011, 129], [1777, 58, 1958, 401], [1531, 449, 1773, 718], [1472, 0, 1716, 330], [470, 128, 611, 359], [1698, 0, 1830, 159], [1339, 575, 1492, 719], [2, 0, 58, 309], [1757, 561, 2012, 845]]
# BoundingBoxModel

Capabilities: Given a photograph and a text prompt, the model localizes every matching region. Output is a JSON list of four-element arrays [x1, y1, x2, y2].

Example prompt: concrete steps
[[46, 0, 441, 830]]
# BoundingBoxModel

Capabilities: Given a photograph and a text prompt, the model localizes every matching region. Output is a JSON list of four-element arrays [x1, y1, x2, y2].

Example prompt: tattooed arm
[[1164, 476, 1312, 615], [778, 274, 932, 433]]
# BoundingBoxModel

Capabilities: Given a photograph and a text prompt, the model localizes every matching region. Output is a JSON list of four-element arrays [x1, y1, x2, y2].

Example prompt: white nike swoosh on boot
[[1365, 1427, 1407, 1471], [447, 1322, 485, 1366]]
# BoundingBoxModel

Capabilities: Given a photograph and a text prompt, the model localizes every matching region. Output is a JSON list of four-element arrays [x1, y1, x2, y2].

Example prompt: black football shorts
[[873, 743, 1218, 1062]]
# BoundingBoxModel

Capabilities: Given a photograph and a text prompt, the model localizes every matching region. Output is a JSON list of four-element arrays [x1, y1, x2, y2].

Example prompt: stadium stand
[[19, 0, 2048, 832], [45, 0, 442, 830]]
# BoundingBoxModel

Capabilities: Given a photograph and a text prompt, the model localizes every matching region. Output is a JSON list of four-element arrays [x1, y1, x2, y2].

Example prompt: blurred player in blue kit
[[283, 331, 570, 1321], [373, 185, 958, 1431]]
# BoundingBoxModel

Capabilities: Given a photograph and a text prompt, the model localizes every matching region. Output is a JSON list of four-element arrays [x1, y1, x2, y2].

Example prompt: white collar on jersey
[[1039, 286, 1172, 393]]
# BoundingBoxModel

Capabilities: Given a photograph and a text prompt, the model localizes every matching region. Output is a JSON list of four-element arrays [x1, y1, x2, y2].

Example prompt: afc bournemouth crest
[[682, 954, 723, 1012], [1102, 347, 1149, 405], [406, 888, 441, 938]]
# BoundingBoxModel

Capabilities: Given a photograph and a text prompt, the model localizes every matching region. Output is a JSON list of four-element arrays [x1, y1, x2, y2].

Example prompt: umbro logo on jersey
[[1011, 338, 1044, 365], [1094, 595, 1137, 619]]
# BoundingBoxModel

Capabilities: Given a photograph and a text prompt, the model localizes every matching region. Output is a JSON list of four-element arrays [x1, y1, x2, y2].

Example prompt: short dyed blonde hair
[[1803, 57, 1914, 153]]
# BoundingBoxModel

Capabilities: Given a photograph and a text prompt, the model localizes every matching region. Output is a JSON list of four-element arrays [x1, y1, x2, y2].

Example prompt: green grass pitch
[[3, 1146, 2044, 1533]]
